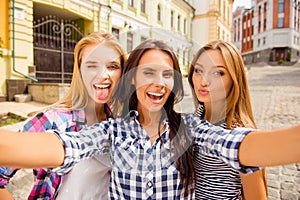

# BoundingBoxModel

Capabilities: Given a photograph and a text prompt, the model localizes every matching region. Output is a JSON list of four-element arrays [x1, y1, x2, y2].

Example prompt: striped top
[[194, 105, 245, 200]]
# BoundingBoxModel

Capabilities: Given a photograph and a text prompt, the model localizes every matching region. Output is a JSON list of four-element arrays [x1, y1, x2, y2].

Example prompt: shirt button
[[147, 181, 153, 188]]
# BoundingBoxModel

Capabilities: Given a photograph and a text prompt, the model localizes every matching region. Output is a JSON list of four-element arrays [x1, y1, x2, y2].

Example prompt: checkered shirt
[[52, 111, 257, 199], [0, 108, 86, 199]]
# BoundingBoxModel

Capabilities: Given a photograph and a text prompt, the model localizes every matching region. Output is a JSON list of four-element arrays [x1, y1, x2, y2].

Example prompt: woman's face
[[192, 49, 233, 104], [133, 49, 174, 113], [80, 43, 122, 104]]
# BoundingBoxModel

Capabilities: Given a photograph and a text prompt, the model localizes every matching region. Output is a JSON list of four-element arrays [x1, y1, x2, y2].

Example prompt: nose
[[200, 73, 210, 86], [154, 73, 166, 86], [95, 67, 110, 81]]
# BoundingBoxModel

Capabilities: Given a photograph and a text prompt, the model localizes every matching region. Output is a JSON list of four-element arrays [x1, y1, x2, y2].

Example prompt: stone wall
[[28, 83, 69, 104]]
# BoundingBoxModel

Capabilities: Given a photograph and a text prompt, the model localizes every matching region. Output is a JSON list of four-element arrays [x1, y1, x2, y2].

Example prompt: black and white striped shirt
[[194, 105, 243, 200]]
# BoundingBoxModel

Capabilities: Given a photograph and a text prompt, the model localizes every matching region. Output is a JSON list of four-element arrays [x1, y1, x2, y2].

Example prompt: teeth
[[147, 92, 163, 97], [93, 84, 110, 89]]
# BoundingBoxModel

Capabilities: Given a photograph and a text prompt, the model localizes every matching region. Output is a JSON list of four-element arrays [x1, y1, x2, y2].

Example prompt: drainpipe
[[12, 0, 38, 82]]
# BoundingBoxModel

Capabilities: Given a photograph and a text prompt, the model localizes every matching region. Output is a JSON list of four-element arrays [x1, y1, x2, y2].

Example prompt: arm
[[0, 130, 64, 168], [240, 169, 267, 200], [0, 188, 14, 200], [239, 125, 300, 166], [0, 111, 56, 191], [0, 120, 111, 169]]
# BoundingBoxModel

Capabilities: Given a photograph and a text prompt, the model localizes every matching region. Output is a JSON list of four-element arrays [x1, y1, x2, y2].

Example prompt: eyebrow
[[195, 63, 226, 69], [83, 61, 98, 64]]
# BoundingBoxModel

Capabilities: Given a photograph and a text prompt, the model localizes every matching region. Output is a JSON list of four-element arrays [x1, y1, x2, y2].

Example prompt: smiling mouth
[[147, 91, 163, 102], [93, 84, 111, 89]]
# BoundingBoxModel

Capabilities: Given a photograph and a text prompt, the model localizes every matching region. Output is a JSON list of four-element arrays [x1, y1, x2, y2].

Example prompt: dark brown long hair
[[111, 39, 194, 196]]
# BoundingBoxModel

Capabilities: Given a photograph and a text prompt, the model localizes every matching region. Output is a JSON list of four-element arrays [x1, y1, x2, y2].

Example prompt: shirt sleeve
[[0, 111, 55, 187], [51, 120, 112, 175], [186, 115, 260, 174]]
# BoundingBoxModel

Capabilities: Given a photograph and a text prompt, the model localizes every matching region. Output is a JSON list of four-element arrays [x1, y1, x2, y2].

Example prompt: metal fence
[[33, 16, 84, 83]]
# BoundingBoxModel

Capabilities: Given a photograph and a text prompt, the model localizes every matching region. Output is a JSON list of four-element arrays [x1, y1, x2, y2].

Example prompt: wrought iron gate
[[33, 16, 84, 83]]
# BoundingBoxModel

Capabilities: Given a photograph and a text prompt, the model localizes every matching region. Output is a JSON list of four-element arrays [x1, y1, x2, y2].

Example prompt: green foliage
[[278, 59, 285, 65], [287, 52, 291, 62], [269, 51, 274, 61], [0, 113, 26, 127]]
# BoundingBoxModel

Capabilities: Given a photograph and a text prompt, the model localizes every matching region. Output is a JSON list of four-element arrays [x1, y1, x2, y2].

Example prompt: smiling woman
[[0, 39, 300, 200]]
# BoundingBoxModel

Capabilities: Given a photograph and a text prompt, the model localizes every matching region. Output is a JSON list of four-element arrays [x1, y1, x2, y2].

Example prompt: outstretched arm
[[0, 130, 64, 168], [239, 125, 300, 167], [0, 188, 14, 200]]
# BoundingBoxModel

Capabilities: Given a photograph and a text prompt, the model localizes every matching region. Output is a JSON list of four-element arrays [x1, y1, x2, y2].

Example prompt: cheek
[[167, 79, 174, 91], [224, 80, 233, 96], [192, 73, 203, 86]]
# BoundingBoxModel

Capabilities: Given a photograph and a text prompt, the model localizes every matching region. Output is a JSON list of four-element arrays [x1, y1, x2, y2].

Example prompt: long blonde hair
[[188, 40, 256, 129], [52, 32, 127, 111]]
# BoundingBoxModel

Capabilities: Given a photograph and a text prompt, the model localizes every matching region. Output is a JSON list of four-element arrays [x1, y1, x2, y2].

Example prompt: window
[[278, 0, 284, 13], [183, 18, 187, 34], [141, 0, 146, 13], [157, 4, 161, 21], [278, 17, 284, 27], [127, 32, 133, 52], [129, 0, 134, 8], [177, 15, 181, 31], [112, 28, 120, 40], [171, 10, 174, 28]]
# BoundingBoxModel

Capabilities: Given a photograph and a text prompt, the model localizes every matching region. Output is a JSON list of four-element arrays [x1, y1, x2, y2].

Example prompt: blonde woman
[[0, 32, 126, 199], [188, 40, 267, 199], [0, 39, 299, 199]]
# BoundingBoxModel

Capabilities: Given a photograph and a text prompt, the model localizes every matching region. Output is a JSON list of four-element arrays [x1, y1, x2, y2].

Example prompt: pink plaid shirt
[[0, 104, 112, 199]]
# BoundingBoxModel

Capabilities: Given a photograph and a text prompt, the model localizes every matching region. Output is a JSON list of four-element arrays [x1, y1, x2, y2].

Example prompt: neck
[[204, 100, 226, 124], [137, 107, 165, 144], [84, 101, 106, 125]]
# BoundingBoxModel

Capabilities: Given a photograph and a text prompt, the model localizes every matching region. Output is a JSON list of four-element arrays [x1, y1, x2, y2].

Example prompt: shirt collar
[[125, 110, 170, 142], [73, 109, 86, 126]]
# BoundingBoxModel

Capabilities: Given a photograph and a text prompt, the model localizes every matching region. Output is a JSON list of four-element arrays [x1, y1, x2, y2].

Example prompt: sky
[[232, 0, 252, 11]]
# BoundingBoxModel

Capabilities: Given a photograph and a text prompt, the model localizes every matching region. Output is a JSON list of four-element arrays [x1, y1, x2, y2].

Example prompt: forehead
[[138, 49, 173, 68], [197, 49, 225, 67], [82, 43, 121, 62]]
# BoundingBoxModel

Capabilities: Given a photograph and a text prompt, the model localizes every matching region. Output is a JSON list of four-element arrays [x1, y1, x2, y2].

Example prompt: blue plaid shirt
[[52, 111, 257, 199]]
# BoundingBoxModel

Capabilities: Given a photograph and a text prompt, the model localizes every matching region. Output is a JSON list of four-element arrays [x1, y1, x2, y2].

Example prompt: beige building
[[191, 0, 234, 52], [0, 0, 233, 102]]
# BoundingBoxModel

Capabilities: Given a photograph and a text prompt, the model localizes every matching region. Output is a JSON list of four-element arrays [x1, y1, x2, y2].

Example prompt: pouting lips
[[147, 91, 163, 101]]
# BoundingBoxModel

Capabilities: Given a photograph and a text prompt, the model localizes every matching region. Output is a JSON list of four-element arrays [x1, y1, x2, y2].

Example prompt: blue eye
[[163, 71, 174, 78], [212, 71, 224, 76], [194, 68, 203, 74]]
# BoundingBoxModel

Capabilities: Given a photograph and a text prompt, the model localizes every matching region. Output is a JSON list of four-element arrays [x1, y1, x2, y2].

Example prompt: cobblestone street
[[247, 65, 300, 200], [1, 64, 300, 199]]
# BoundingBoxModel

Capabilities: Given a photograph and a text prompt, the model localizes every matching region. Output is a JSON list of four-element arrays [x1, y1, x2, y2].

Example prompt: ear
[[131, 77, 135, 85]]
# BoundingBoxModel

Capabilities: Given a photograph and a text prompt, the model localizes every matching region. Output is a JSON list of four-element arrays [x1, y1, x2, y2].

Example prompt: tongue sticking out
[[96, 88, 109, 100]]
